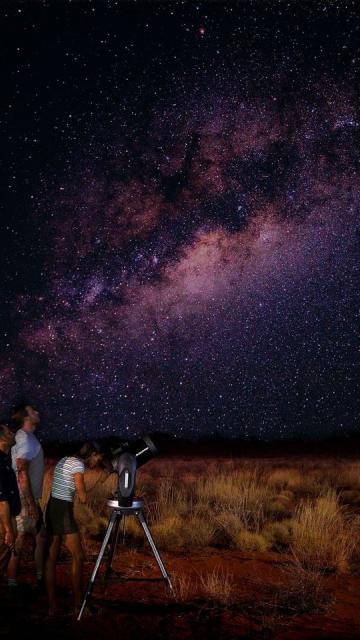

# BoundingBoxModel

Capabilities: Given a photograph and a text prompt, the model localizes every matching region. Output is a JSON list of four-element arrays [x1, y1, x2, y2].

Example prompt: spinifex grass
[[42, 456, 359, 574]]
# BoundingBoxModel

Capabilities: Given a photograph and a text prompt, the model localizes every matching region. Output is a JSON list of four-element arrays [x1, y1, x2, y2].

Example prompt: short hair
[[11, 403, 31, 429], [0, 421, 10, 438], [78, 441, 101, 460]]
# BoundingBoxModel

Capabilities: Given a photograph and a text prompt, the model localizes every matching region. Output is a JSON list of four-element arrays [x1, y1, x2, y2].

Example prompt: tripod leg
[[104, 513, 122, 585], [77, 510, 118, 621], [137, 511, 174, 593]]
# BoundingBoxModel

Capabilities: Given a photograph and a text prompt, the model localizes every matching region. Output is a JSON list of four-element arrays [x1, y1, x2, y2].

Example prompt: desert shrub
[[291, 490, 355, 572]]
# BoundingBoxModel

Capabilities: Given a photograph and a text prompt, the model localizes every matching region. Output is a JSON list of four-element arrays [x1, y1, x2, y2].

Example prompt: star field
[[0, 1, 359, 441]]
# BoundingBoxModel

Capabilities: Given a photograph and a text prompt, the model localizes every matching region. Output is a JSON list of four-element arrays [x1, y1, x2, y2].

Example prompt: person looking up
[[8, 403, 45, 590]]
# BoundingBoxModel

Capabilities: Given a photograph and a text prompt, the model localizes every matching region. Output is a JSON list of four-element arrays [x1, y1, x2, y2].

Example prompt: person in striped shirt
[[45, 442, 103, 616]]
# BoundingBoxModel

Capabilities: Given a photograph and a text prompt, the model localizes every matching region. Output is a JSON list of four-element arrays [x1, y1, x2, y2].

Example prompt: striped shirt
[[51, 456, 85, 502]]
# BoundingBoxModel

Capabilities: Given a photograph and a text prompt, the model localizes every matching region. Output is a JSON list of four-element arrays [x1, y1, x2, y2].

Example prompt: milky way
[[1, 1, 359, 441]]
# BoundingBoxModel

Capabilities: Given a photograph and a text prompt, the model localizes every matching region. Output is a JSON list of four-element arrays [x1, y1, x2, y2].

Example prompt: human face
[[86, 452, 103, 469], [25, 405, 40, 430], [0, 425, 16, 449]]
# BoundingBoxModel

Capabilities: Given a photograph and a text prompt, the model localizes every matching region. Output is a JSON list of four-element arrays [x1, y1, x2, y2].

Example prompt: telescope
[[78, 433, 172, 620], [110, 435, 158, 507]]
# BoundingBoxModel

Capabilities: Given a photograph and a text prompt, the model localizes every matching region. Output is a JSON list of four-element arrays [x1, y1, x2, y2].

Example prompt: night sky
[[1, 1, 359, 442]]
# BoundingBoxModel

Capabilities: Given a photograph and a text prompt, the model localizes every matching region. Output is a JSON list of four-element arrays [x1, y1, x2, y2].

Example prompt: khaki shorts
[[16, 502, 43, 536]]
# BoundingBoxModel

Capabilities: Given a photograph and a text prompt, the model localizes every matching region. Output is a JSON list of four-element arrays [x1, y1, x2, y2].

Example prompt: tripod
[[77, 498, 173, 621]]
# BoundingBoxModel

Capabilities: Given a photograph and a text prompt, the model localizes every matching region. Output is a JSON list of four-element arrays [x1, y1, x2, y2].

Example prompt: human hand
[[26, 501, 37, 521], [4, 528, 15, 547]]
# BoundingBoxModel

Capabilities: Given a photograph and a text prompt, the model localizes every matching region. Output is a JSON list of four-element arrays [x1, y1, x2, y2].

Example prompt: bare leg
[[45, 535, 61, 615], [35, 524, 47, 580], [63, 532, 84, 613], [7, 532, 25, 582]]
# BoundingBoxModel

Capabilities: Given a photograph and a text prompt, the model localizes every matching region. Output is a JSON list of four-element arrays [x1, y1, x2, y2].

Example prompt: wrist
[[23, 497, 35, 509]]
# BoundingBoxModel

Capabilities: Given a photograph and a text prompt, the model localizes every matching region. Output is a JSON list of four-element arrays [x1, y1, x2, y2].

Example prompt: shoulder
[[54, 456, 66, 469], [12, 429, 30, 458], [15, 429, 27, 444], [67, 457, 85, 474]]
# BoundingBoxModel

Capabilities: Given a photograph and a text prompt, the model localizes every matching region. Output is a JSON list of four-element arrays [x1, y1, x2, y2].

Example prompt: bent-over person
[[45, 443, 103, 616]]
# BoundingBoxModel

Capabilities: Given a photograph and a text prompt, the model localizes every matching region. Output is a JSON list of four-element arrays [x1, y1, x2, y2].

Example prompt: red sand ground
[[1, 546, 360, 639]]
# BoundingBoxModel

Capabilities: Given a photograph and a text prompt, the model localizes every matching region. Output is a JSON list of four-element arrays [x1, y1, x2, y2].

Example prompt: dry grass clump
[[41, 456, 360, 569], [83, 469, 117, 515], [172, 573, 194, 602], [74, 502, 108, 538], [280, 565, 330, 615], [262, 520, 293, 549], [339, 489, 360, 506], [265, 491, 293, 519], [118, 512, 147, 546], [184, 515, 216, 547], [151, 514, 216, 551], [215, 511, 243, 545], [199, 568, 234, 606], [260, 564, 330, 617], [234, 530, 269, 553], [292, 473, 326, 499], [150, 516, 185, 551], [196, 471, 270, 532], [335, 461, 360, 491], [150, 479, 188, 522], [349, 515, 360, 561], [291, 490, 355, 572], [267, 468, 303, 491]]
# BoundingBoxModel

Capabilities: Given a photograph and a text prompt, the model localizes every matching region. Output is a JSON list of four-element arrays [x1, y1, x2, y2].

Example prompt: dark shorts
[[46, 496, 78, 536]]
